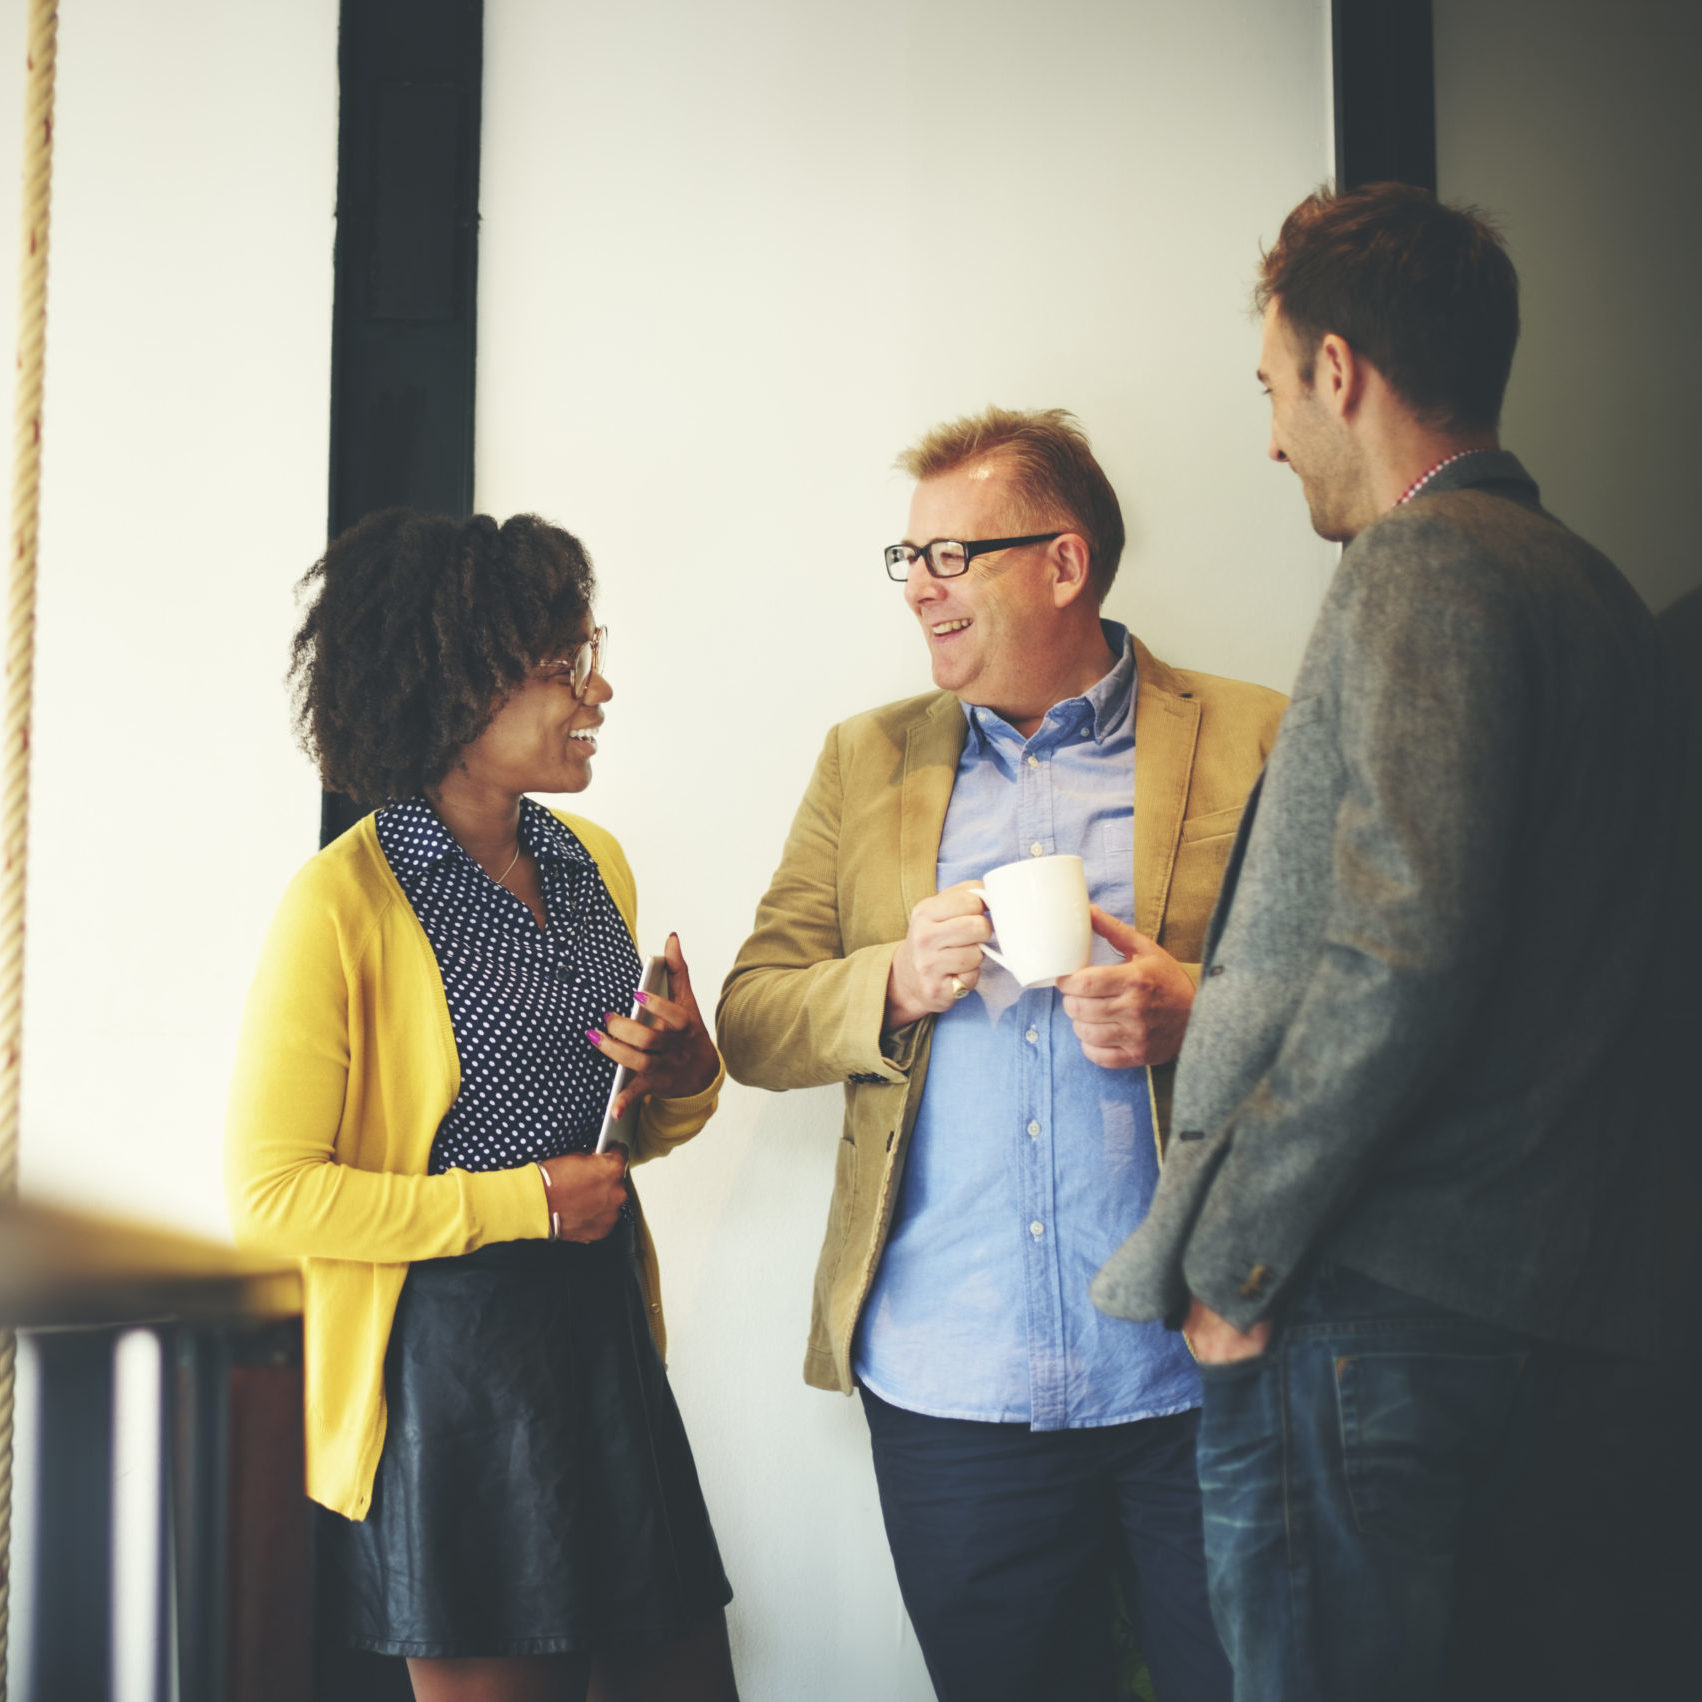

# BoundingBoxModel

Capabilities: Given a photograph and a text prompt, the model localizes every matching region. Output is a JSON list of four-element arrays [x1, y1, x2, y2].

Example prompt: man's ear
[[1316, 332, 1368, 421], [1050, 534, 1096, 609]]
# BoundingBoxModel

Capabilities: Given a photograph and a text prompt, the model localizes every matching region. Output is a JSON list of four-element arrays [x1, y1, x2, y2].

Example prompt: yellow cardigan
[[226, 809, 722, 1520]]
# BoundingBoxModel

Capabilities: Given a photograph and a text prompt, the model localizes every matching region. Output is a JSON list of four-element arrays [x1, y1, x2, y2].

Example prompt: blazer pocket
[[1164, 815, 1245, 960], [1179, 803, 1245, 845]]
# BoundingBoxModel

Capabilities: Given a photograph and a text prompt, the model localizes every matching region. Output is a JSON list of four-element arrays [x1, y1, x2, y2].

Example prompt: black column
[[1333, 0, 1436, 191], [26, 1330, 116, 1701], [322, 0, 484, 847]]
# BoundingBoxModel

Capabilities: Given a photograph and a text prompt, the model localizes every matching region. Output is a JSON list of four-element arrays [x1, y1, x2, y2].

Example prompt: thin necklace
[[492, 843, 521, 887]]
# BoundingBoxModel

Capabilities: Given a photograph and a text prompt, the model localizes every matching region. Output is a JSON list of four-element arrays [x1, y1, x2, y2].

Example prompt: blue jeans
[[1195, 1262, 1537, 1702]]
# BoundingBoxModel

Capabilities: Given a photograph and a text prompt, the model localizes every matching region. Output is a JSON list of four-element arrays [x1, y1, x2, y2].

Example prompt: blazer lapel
[[900, 693, 968, 915], [1131, 638, 1201, 942]]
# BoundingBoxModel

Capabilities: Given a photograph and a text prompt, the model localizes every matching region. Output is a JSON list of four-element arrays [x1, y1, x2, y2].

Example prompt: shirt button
[[1026, 754, 1040, 768], [1027, 1119, 1040, 1137], [1030, 1221, 1044, 1239], [1208, 964, 1225, 977], [1025, 1028, 1039, 1044], [1029, 842, 1044, 857]]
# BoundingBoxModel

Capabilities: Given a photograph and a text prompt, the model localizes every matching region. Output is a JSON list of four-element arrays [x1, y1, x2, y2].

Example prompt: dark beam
[[323, 0, 484, 847], [26, 1330, 116, 1701], [1333, 0, 1437, 191]]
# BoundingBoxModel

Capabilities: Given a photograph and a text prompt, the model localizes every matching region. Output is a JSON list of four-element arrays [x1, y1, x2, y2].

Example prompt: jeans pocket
[[1197, 1349, 1282, 1514], [1333, 1344, 1528, 1553]]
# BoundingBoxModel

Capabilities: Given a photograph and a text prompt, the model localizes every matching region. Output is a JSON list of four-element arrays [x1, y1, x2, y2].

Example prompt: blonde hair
[[896, 405, 1125, 599]]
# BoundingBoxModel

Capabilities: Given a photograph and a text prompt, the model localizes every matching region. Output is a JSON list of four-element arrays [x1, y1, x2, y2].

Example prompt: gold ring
[[948, 975, 971, 1001]]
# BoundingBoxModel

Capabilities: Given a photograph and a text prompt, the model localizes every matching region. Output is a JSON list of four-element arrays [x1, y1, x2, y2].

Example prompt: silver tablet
[[594, 955, 671, 1153]]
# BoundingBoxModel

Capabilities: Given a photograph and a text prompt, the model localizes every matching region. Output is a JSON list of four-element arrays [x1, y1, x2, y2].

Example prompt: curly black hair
[[290, 509, 597, 805]]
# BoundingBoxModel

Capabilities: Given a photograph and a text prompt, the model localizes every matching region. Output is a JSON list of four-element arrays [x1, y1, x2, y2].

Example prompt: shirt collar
[[1081, 619, 1137, 741], [384, 794, 589, 879], [1395, 448, 1494, 508], [518, 796, 590, 867], [961, 619, 1137, 751], [380, 796, 461, 880]]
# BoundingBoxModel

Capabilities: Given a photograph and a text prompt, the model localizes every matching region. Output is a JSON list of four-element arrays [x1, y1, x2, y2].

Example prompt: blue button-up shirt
[[854, 623, 1201, 1429]]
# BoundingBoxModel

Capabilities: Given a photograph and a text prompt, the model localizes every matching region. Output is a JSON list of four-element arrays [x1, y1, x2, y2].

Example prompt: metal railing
[[0, 1199, 306, 1702]]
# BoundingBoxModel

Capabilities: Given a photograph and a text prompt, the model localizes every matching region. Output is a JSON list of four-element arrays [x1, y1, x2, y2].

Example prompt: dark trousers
[[1196, 1260, 1690, 1702], [861, 1388, 1231, 1702]]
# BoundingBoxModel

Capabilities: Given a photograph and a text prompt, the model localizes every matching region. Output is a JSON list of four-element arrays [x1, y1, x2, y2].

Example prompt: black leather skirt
[[317, 1224, 731, 1659]]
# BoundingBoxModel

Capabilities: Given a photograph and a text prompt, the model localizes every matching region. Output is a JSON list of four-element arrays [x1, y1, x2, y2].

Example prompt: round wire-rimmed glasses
[[539, 625, 609, 698], [883, 533, 1064, 581]]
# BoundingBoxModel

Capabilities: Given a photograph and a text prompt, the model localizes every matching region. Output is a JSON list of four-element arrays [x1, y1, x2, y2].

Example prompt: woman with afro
[[227, 509, 737, 1702]]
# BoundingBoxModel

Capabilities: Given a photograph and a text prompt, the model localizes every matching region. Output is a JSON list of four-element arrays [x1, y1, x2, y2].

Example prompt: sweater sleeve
[[554, 809, 724, 1165], [632, 1055, 726, 1163], [224, 860, 547, 1263]]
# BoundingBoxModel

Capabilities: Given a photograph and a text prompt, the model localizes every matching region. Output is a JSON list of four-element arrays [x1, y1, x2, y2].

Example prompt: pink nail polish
[[587, 1028, 604, 1046], [633, 990, 650, 1006]]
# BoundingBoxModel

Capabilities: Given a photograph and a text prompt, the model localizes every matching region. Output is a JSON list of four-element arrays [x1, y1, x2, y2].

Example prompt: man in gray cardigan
[[1093, 183, 1682, 1700]]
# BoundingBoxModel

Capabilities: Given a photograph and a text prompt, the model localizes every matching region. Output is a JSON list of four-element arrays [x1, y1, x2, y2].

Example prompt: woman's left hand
[[592, 932, 721, 1119]]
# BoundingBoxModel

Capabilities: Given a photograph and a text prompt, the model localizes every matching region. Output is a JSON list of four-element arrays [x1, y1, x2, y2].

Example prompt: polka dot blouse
[[376, 795, 643, 1175]]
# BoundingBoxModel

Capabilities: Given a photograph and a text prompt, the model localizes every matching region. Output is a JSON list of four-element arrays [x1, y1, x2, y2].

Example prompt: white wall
[[1435, 0, 1702, 617], [3, 1, 337, 1694], [16, 0, 337, 1226], [476, 2, 1331, 1695]]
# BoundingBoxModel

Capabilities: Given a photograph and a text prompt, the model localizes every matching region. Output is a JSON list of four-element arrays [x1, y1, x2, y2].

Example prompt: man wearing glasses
[[718, 408, 1284, 1701]]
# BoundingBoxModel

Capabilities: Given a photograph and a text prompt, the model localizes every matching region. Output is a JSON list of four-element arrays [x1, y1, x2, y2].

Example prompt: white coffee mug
[[968, 853, 1092, 989]]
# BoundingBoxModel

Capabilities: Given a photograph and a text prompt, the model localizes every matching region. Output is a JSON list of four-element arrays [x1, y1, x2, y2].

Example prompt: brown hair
[[290, 509, 596, 806], [1256, 182, 1519, 433], [896, 406, 1126, 600]]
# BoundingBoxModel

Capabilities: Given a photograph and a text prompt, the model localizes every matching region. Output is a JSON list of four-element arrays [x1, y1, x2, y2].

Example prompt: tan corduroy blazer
[[716, 638, 1286, 1393]]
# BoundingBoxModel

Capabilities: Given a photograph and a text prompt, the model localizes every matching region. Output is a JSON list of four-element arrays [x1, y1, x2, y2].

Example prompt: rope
[[0, 3, 58, 1693]]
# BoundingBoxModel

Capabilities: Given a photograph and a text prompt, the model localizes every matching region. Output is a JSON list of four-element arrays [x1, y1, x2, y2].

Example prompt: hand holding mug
[[884, 882, 993, 1030], [1056, 906, 1196, 1068]]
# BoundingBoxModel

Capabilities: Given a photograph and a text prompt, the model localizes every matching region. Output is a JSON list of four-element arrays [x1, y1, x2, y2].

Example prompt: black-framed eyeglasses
[[538, 625, 609, 698], [883, 533, 1064, 581]]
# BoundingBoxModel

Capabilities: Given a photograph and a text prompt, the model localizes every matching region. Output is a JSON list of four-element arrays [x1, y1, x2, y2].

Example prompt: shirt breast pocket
[[1090, 816, 1137, 936]]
